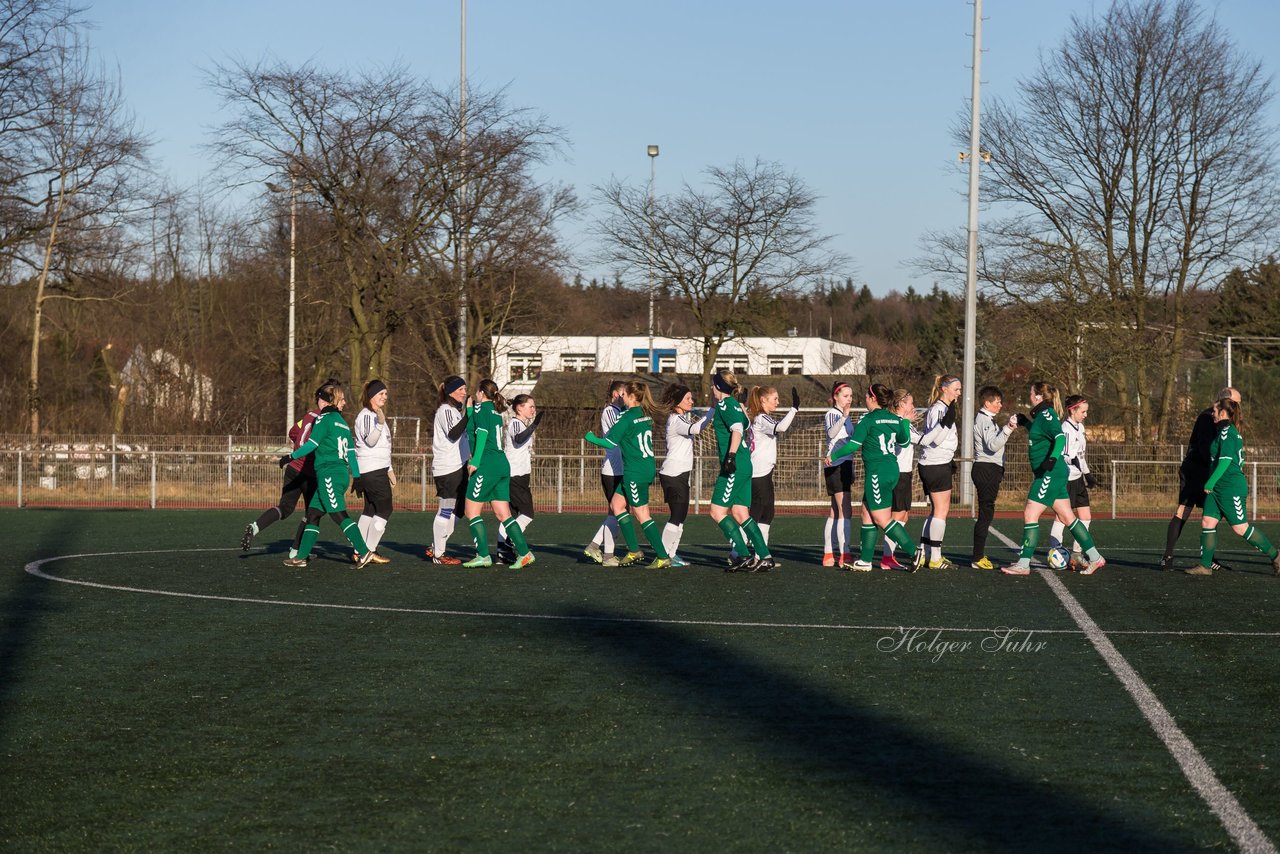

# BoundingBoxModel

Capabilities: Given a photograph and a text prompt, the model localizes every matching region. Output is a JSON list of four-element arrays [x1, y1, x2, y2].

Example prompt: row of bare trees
[[0, 0, 1275, 442]]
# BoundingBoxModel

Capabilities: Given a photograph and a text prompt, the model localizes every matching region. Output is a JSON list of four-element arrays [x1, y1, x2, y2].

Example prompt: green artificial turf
[[3, 510, 1278, 851]]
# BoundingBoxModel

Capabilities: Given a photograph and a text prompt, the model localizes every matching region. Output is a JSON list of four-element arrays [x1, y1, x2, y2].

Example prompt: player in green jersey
[[708, 368, 774, 572], [279, 381, 375, 569], [462, 379, 534, 568], [1002, 381, 1105, 576], [1187, 397, 1280, 576], [584, 381, 672, 568], [827, 384, 924, 572]]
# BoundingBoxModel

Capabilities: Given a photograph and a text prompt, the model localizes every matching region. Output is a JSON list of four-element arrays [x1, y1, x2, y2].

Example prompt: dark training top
[[1181, 407, 1217, 473]]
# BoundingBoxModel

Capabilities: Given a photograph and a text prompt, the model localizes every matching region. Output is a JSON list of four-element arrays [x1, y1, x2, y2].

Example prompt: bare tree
[[932, 0, 1278, 440], [206, 59, 574, 394], [18, 27, 151, 437], [596, 158, 847, 390]]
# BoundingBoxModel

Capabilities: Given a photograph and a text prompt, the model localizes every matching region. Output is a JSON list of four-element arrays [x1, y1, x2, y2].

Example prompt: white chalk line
[[989, 526, 1276, 854], [19, 547, 1280, 639]]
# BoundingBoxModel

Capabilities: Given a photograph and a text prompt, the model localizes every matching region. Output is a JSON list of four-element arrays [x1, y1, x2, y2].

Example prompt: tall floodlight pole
[[647, 144, 659, 372], [457, 0, 469, 378], [266, 174, 299, 433], [287, 171, 297, 432], [960, 0, 983, 507]]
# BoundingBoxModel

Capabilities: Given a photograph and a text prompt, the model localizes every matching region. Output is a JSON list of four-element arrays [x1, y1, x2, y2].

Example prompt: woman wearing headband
[[708, 368, 774, 572], [351, 379, 395, 564], [821, 380, 856, 567]]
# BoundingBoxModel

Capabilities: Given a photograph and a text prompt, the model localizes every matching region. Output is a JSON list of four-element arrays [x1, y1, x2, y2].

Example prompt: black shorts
[[1067, 477, 1090, 509], [823, 460, 854, 496], [891, 471, 913, 512], [434, 467, 468, 506], [660, 471, 691, 525], [918, 462, 954, 495], [750, 473, 776, 525], [358, 467, 394, 519], [509, 473, 534, 518], [600, 473, 623, 503], [278, 467, 318, 511], [1178, 465, 1208, 509]]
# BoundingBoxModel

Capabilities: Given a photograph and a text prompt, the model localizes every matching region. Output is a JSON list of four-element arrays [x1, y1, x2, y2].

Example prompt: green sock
[[340, 517, 369, 554], [502, 518, 530, 556], [884, 520, 916, 557], [859, 523, 878, 562], [741, 517, 771, 558], [717, 516, 750, 555], [1245, 525, 1277, 560], [1199, 527, 1216, 569], [616, 513, 639, 552], [641, 519, 669, 558], [1019, 523, 1040, 561], [469, 516, 489, 557], [295, 524, 319, 559], [1068, 519, 1101, 562]]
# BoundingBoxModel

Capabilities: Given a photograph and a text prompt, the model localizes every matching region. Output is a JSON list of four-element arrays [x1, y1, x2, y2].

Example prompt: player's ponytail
[[747, 386, 776, 420], [1216, 397, 1243, 432], [316, 379, 343, 406], [478, 378, 507, 413], [890, 387, 914, 415], [712, 368, 740, 397], [867, 383, 893, 409], [929, 374, 960, 406], [1031, 381, 1061, 416], [624, 380, 666, 419]]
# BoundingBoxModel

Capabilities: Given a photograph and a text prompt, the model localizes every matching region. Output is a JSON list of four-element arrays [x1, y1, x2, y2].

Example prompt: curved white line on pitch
[[21, 548, 1280, 637]]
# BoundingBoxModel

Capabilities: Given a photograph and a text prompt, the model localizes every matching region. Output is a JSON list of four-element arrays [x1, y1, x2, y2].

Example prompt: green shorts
[[712, 469, 752, 508], [311, 469, 351, 514], [862, 463, 899, 511], [615, 476, 653, 508], [468, 467, 510, 503], [1027, 469, 1068, 505], [1204, 487, 1248, 526]]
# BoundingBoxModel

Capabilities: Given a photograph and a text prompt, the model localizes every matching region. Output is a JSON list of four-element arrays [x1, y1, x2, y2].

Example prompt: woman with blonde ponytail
[[917, 374, 961, 569]]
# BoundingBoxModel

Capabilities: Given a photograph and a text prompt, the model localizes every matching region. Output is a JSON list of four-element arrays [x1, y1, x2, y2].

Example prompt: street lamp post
[[647, 144, 659, 373], [266, 174, 298, 434]]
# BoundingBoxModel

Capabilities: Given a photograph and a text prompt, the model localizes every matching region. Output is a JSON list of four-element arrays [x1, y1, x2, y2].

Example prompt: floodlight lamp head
[[647, 144, 659, 158]]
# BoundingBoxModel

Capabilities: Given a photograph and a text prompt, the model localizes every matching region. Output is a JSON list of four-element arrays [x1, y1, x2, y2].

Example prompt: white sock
[[662, 522, 683, 558], [366, 516, 387, 552], [1050, 520, 1065, 549], [823, 517, 835, 554], [433, 500, 457, 555], [931, 518, 946, 561], [759, 522, 771, 545], [357, 515, 373, 547], [883, 537, 897, 558], [516, 514, 532, 531]]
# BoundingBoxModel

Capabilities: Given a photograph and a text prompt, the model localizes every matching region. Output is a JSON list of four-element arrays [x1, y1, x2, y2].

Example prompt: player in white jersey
[[583, 381, 628, 565], [496, 394, 543, 564], [881, 388, 922, 569], [740, 384, 799, 559], [425, 376, 470, 564], [1050, 394, 1096, 567], [352, 379, 396, 564], [917, 374, 961, 569], [821, 381, 856, 567], [658, 383, 712, 566]]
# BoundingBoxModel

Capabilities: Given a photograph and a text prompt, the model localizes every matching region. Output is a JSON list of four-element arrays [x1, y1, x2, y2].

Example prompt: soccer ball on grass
[[1047, 546, 1071, 570]]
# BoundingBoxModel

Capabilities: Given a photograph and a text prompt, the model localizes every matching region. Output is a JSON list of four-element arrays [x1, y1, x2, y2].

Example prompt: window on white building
[[561, 353, 596, 372], [768, 354, 804, 375], [657, 354, 676, 373], [714, 355, 750, 373], [508, 354, 542, 383]]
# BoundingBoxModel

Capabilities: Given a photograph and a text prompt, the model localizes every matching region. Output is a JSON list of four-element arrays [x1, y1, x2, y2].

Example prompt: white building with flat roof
[[491, 334, 866, 394]]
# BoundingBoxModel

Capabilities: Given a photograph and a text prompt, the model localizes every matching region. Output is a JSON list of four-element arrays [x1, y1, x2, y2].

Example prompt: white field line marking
[[989, 526, 1276, 854], [20, 548, 1280, 639]]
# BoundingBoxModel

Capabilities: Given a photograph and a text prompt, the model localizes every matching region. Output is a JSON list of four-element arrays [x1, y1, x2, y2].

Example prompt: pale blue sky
[[91, 1, 1280, 295]]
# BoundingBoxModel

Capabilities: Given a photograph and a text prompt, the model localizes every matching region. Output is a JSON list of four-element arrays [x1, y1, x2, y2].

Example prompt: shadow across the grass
[[542, 606, 1193, 852], [0, 510, 88, 746]]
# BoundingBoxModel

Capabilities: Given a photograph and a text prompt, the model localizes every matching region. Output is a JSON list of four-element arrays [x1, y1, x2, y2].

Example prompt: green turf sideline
[[989, 524, 1277, 854]]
